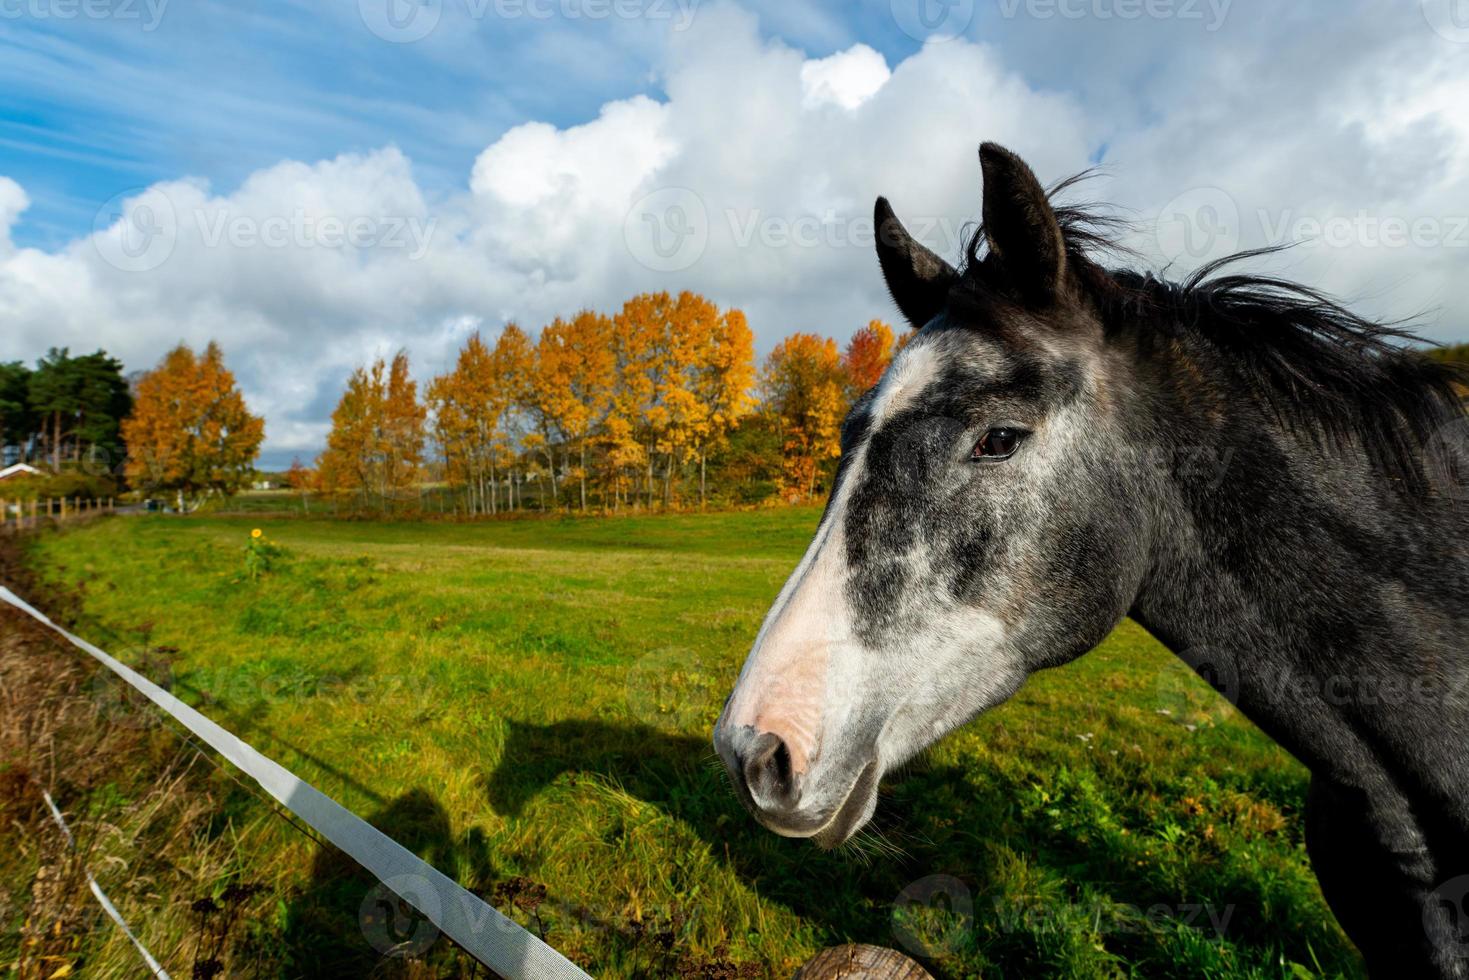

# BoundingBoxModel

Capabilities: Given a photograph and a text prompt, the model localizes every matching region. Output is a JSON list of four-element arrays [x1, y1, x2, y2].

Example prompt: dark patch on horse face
[[836, 320, 1146, 672]]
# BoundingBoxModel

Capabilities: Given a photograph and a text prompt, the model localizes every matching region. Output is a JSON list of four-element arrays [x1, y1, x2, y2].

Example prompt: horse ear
[[874, 196, 957, 327], [979, 142, 1066, 305]]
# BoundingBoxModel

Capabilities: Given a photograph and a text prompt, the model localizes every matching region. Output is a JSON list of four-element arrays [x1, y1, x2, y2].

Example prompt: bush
[[0, 469, 118, 503]]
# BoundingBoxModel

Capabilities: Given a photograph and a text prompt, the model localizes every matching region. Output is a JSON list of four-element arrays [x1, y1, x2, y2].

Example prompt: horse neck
[[1120, 334, 1469, 787]]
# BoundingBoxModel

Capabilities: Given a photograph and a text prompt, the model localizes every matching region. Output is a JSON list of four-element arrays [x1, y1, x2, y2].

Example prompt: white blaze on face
[[720, 336, 948, 776]]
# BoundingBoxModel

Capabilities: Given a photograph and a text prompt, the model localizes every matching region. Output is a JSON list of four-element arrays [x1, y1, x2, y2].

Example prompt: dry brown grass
[[0, 534, 277, 978]]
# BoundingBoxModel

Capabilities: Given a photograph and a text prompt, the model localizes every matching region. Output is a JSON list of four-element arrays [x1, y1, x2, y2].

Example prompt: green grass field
[[28, 510, 1361, 978]]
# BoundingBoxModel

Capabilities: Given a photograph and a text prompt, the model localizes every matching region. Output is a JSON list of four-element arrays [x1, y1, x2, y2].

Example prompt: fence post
[[57, 496, 64, 519], [30, 498, 37, 528], [1, 498, 7, 531]]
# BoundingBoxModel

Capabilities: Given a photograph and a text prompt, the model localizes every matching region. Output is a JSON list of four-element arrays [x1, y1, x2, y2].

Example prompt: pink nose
[[714, 724, 801, 817]]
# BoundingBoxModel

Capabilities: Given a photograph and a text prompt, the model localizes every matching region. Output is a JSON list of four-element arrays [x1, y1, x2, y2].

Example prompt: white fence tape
[[1, 587, 591, 980], [42, 789, 172, 979]]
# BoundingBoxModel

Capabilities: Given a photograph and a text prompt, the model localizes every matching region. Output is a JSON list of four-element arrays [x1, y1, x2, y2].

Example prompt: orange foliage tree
[[318, 351, 425, 508], [286, 456, 313, 512], [428, 334, 494, 514], [761, 333, 847, 501], [316, 291, 759, 513], [656, 292, 722, 506], [843, 319, 895, 395], [691, 307, 756, 505], [606, 291, 757, 508], [490, 324, 534, 511], [428, 327, 530, 515], [611, 291, 673, 508], [121, 341, 264, 510], [531, 311, 616, 510]]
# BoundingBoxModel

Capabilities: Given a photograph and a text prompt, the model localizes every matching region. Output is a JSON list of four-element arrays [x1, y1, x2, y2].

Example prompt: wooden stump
[[796, 944, 934, 979]]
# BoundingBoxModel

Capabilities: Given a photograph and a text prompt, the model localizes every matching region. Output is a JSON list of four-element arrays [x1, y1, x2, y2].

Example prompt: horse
[[712, 143, 1469, 977]]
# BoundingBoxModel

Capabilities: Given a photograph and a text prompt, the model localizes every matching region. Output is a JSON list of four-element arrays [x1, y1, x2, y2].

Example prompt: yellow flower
[[251, 528, 263, 538]]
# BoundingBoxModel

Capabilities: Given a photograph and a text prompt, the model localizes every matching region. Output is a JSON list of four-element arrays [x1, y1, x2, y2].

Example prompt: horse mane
[[958, 174, 1469, 494]]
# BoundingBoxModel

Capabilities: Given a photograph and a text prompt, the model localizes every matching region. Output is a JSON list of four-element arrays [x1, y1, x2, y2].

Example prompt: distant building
[[0, 463, 42, 481]]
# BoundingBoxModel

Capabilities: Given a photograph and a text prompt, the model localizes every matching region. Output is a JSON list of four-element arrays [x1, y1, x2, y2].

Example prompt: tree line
[[312, 290, 906, 513], [4, 329, 1465, 517], [0, 342, 264, 509], [0, 349, 132, 475]]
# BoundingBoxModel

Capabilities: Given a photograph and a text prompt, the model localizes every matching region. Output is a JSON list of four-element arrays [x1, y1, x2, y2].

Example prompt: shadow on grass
[[274, 720, 1359, 978], [481, 718, 1362, 978], [283, 788, 500, 978], [482, 718, 951, 952]]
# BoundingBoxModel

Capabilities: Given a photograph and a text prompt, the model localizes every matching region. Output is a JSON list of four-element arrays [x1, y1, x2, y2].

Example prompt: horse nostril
[[742, 731, 798, 811]]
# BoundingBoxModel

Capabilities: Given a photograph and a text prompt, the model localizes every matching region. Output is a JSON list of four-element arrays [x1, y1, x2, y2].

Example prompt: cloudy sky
[[2, 0, 1467, 467]]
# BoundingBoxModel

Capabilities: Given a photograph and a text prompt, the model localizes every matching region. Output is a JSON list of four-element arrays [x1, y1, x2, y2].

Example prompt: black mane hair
[[959, 175, 1468, 494]]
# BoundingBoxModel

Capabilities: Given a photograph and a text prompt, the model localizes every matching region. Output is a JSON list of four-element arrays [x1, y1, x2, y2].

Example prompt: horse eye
[[972, 427, 1024, 461]]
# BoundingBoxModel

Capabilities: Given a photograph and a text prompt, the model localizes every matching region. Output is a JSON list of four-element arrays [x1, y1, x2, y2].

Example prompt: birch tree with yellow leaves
[[318, 350, 424, 509], [531, 311, 616, 510], [760, 332, 846, 501]]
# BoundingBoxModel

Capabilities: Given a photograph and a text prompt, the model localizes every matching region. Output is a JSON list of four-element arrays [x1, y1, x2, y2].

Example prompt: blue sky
[[2, 0, 1466, 466], [5, 1, 898, 248], [0, 0, 1267, 249]]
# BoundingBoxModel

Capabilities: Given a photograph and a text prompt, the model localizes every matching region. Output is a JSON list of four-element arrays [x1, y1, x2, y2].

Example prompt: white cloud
[[800, 44, 891, 111], [0, 178, 27, 254], [1, 1, 1467, 465]]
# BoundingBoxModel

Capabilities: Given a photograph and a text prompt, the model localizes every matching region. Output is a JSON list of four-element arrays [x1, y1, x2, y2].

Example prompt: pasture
[[26, 509, 1361, 978]]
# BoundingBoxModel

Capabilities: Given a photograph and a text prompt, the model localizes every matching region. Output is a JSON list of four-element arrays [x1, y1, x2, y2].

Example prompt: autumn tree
[[761, 333, 846, 502], [318, 351, 424, 509], [428, 334, 495, 515], [843, 319, 895, 396], [318, 361, 381, 501], [606, 291, 755, 509], [610, 292, 672, 508], [490, 324, 534, 511], [383, 351, 426, 497], [532, 311, 616, 510], [122, 342, 264, 509], [656, 291, 723, 505], [690, 307, 756, 505], [428, 327, 533, 515], [286, 456, 314, 512]]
